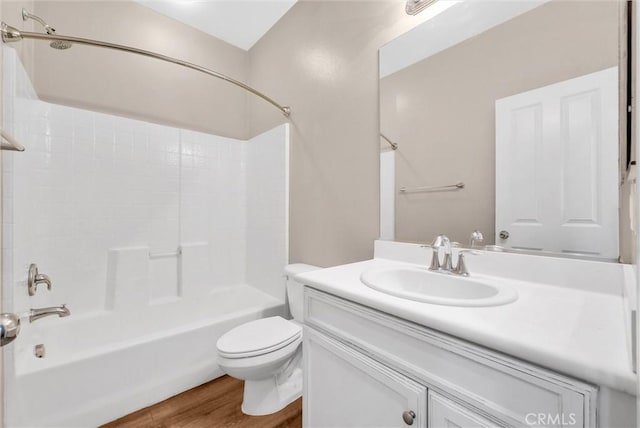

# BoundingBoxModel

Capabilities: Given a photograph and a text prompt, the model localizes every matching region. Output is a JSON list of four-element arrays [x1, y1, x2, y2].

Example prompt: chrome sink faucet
[[29, 304, 70, 323], [426, 235, 478, 276]]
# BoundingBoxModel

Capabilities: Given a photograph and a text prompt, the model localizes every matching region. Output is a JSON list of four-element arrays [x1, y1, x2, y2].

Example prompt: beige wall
[[6, 1, 250, 139], [381, 1, 619, 246], [248, 1, 419, 267]]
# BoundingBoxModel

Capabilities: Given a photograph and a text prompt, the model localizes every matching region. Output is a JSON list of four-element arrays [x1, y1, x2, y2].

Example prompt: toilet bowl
[[216, 264, 320, 416]]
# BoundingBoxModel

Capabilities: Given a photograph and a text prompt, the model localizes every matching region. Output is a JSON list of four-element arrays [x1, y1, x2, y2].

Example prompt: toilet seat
[[217, 337, 301, 376], [217, 316, 302, 359]]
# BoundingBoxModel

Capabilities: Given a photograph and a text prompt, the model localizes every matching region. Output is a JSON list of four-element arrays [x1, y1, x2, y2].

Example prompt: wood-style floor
[[102, 375, 302, 428]]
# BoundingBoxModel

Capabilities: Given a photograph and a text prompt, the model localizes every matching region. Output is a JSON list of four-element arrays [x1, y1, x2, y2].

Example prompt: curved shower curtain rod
[[0, 22, 291, 117]]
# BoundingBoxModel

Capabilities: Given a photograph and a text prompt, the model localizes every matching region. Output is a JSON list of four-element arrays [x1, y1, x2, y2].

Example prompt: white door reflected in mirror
[[495, 67, 619, 260]]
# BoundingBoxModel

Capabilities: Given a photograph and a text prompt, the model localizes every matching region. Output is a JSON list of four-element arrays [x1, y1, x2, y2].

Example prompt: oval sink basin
[[360, 266, 518, 307]]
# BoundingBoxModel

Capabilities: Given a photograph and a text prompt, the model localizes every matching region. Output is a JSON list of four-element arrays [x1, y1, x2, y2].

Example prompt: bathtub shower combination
[[1, 48, 290, 427]]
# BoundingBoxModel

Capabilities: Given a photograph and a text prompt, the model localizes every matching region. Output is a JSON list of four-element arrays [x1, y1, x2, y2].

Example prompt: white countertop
[[296, 256, 636, 395]]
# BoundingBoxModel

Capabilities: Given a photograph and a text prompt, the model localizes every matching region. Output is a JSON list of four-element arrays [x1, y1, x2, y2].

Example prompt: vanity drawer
[[304, 287, 597, 428]]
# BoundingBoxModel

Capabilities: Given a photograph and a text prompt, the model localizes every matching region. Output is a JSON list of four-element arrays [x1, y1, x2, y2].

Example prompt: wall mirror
[[379, 0, 631, 262]]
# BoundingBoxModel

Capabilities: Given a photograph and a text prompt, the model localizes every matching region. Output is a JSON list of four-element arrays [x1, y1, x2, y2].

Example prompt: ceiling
[[136, 0, 297, 51]]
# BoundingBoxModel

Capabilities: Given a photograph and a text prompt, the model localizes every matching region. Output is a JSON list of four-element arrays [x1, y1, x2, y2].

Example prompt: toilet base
[[241, 366, 303, 416]]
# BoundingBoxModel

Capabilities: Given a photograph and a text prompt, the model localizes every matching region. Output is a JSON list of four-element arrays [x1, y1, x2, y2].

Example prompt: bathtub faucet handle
[[28, 263, 52, 296]]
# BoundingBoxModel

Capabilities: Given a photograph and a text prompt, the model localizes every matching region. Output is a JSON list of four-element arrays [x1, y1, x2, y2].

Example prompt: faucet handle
[[454, 250, 481, 276], [454, 253, 470, 276], [421, 245, 441, 271], [28, 264, 52, 296]]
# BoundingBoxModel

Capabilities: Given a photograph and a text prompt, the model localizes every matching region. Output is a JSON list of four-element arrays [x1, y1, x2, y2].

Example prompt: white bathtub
[[5, 285, 285, 428]]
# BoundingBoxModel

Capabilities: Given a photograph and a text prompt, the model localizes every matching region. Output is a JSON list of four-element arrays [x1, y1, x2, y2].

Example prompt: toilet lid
[[216, 316, 302, 359]]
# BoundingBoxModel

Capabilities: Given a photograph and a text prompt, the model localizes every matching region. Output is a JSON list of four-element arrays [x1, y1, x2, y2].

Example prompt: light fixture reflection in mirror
[[406, 0, 438, 15]]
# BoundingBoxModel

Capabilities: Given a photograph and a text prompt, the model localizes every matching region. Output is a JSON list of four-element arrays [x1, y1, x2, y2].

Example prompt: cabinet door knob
[[499, 230, 510, 240], [402, 410, 416, 425]]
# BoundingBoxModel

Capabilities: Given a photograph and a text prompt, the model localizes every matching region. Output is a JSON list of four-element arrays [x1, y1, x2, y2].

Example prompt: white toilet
[[216, 264, 320, 416]]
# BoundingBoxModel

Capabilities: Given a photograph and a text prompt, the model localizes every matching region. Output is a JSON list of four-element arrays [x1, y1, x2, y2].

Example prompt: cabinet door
[[304, 327, 427, 428], [428, 391, 499, 428]]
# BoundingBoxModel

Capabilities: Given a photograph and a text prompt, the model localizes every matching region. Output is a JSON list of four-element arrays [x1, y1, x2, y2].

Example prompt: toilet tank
[[284, 264, 321, 322]]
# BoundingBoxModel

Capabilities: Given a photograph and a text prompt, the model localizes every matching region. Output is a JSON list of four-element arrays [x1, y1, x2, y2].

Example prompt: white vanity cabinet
[[303, 287, 598, 428]]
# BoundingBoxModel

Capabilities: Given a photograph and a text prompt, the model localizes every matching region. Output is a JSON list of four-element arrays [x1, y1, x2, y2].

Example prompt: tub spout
[[29, 304, 70, 323]]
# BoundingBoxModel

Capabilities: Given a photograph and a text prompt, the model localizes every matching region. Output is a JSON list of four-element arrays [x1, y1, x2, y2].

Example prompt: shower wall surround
[[2, 47, 289, 317]]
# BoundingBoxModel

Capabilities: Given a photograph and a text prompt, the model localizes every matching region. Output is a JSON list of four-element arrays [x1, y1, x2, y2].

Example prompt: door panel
[[498, 102, 547, 250]]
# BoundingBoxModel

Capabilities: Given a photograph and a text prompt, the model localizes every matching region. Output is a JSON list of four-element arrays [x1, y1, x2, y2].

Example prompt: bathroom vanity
[[296, 241, 637, 428], [358, 2, 637, 425]]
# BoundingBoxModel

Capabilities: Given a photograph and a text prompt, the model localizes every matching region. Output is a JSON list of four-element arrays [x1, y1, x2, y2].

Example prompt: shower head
[[21, 8, 72, 50], [49, 39, 72, 50]]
